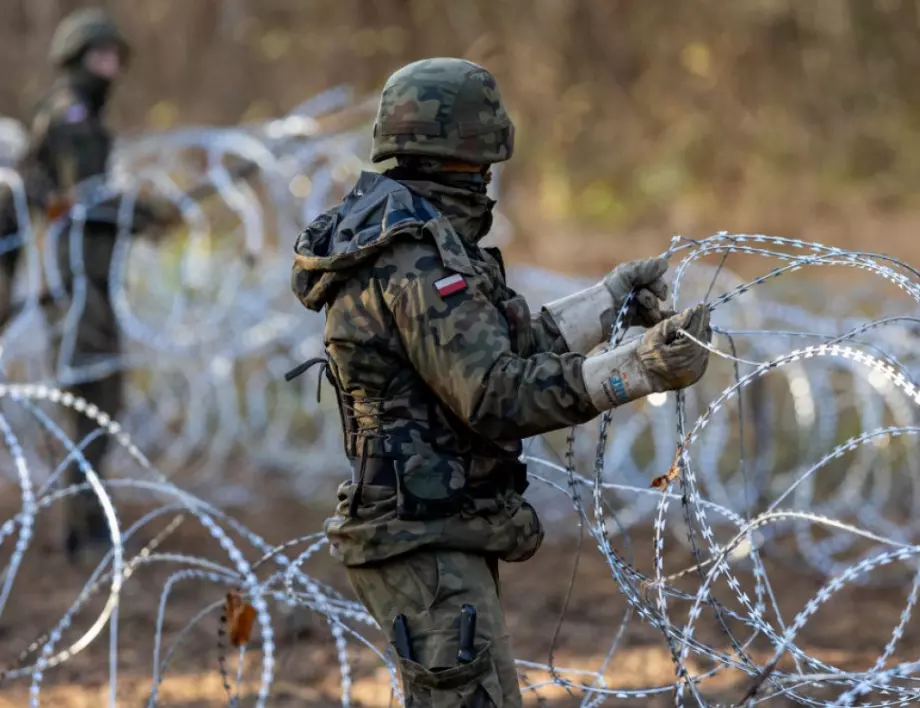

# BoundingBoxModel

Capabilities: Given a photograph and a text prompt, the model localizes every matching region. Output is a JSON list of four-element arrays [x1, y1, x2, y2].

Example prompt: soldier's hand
[[603, 257, 672, 328], [581, 304, 711, 411], [636, 304, 712, 391]]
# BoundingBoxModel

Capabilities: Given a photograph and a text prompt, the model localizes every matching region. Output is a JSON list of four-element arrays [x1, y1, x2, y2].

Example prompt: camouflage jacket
[[0, 72, 111, 246], [291, 170, 601, 566], [6, 71, 174, 284], [23, 72, 113, 210]]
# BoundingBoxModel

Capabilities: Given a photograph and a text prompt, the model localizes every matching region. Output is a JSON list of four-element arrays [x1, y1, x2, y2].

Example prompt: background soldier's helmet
[[371, 57, 515, 166], [49, 8, 130, 68]]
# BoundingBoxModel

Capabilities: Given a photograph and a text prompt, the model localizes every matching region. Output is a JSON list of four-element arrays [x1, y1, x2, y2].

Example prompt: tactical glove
[[581, 304, 712, 411], [603, 257, 671, 327], [543, 257, 672, 355]]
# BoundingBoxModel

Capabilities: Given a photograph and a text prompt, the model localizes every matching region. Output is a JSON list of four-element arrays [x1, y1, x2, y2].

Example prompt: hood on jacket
[[291, 169, 496, 312], [291, 171, 438, 311]]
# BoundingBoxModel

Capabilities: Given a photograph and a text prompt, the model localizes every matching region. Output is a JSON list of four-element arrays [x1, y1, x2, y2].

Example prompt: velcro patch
[[434, 274, 468, 297], [63, 103, 88, 124]]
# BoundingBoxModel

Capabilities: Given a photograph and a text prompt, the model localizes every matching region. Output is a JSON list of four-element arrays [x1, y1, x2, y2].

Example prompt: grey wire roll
[[1, 93, 920, 706]]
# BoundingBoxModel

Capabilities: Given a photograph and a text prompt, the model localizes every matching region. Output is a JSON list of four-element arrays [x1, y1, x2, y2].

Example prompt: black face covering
[[64, 62, 113, 114], [385, 158, 496, 244]]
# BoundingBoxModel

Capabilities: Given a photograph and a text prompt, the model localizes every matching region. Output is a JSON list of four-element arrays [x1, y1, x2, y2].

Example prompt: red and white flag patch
[[434, 273, 468, 297]]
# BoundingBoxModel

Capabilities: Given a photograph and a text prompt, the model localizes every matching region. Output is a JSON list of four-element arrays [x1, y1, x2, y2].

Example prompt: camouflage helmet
[[371, 57, 515, 166], [49, 8, 129, 68]]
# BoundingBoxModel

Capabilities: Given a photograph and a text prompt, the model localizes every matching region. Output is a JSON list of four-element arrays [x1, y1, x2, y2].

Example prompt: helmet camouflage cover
[[371, 57, 515, 166], [49, 8, 130, 67]]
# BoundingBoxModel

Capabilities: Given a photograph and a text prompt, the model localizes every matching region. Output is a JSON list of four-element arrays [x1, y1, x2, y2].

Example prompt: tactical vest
[[288, 187, 529, 522]]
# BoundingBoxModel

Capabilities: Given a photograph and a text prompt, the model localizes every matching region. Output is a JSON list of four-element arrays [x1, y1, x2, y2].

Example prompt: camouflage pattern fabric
[[292, 134, 613, 704], [328, 483, 545, 568], [348, 549, 520, 706], [55, 220, 127, 516], [291, 169, 605, 566], [24, 73, 113, 204], [0, 67, 175, 320], [371, 58, 515, 166], [0, 67, 112, 323], [24, 69, 123, 556], [294, 59, 712, 704], [60, 288, 123, 557], [1, 22, 175, 558]]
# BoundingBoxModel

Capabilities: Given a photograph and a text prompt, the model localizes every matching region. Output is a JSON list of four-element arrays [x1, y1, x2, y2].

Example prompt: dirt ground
[[0, 475, 916, 708]]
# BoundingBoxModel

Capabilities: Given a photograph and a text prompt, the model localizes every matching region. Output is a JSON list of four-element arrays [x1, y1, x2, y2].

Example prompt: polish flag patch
[[434, 273, 468, 297]]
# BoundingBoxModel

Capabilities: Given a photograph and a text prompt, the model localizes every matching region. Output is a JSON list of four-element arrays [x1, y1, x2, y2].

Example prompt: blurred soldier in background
[[291, 58, 712, 705], [0, 7, 180, 564]]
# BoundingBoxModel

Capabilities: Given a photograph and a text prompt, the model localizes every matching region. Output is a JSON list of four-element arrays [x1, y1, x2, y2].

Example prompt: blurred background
[[4, 0, 920, 272], [2, 2, 920, 706]]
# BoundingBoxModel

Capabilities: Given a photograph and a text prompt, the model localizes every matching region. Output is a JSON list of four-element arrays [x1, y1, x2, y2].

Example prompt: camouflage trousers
[[65, 363, 122, 552], [1, 231, 124, 554], [56, 237, 123, 554], [347, 549, 522, 707]]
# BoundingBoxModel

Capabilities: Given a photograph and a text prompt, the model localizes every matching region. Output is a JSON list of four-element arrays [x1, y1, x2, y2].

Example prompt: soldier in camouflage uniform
[[291, 58, 712, 706], [6, 8, 179, 562]]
